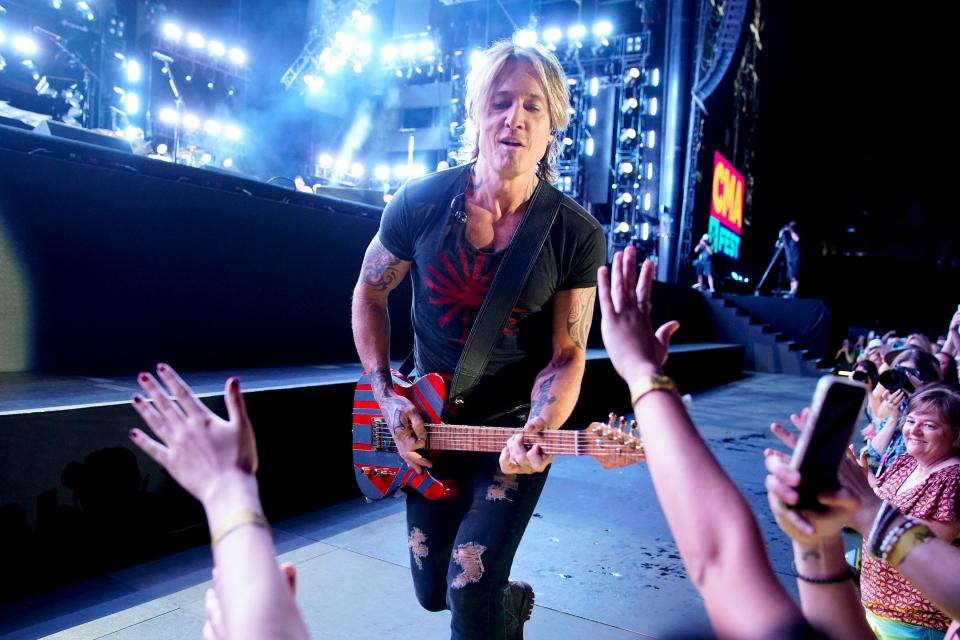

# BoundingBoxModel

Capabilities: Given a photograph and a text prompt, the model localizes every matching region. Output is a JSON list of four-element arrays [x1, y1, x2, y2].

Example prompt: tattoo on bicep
[[531, 373, 557, 417], [362, 241, 403, 291], [565, 288, 596, 350]]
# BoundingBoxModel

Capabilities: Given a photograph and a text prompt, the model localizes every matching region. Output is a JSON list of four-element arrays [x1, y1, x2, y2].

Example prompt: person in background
[[780, 221, 800, 298], [834, 338, 857, 373], [129, 364, 309, 640], [692, 233, 715, 292]]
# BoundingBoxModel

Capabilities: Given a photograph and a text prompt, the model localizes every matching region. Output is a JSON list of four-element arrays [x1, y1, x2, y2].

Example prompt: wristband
[[211, 507, 270, 550], [791, 562, 854, 584], [629, 375, 678, 406]]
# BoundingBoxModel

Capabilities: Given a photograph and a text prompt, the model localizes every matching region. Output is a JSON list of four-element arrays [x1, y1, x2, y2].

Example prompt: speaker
[[34, 119, 133, 153]]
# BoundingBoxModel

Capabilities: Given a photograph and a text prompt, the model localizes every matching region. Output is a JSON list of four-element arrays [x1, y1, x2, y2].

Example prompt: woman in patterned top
[[860, 383, 960, 638]]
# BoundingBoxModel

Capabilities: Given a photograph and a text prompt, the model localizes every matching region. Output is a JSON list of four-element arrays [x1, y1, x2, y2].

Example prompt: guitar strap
[[443, 176, 563, 419]]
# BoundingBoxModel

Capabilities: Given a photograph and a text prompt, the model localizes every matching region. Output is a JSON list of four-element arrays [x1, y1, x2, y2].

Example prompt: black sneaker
[[503, 580, 535, 639]]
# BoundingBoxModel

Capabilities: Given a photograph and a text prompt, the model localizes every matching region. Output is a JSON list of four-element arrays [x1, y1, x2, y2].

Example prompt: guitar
[[352, 370, 645, 501]]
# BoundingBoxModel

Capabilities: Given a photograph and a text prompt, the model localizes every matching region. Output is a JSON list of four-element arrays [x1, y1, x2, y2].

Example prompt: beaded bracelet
[[210, 507, 270, 551], [878, 519, 916, 561], [867, 500, 901, 558], [791, 562, 854, 584]]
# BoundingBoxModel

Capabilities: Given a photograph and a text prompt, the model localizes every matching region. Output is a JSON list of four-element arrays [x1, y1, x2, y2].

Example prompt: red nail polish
[[229, 377, 240, 389], [157, 363, 168, 373], [138, 373, 149, 383], [128, 429, 137, 439], [132, 395, 142, 404]]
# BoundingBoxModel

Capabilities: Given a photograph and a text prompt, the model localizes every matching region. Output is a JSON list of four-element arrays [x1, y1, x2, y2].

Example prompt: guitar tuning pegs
[[630, 420, 639, 438]]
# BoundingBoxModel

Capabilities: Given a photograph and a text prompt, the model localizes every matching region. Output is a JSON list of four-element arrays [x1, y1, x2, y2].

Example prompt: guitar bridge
[[370, 418, 398, 452]]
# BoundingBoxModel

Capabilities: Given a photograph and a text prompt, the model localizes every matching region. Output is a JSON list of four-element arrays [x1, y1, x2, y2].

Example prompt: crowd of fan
[[122, 274, 958, 639]]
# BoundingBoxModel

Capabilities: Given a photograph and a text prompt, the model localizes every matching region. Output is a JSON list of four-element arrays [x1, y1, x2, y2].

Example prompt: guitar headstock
[[584, 413, 646, 470]]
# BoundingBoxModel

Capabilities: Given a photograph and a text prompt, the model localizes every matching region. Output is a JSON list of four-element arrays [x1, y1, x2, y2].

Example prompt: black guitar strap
[[444, 177, 563, 417]]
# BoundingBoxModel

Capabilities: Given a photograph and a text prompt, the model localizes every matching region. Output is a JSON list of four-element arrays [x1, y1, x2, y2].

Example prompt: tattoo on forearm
[[362, 241, 403, 291], [531, 374, 557, 417], [566, 288, 596, 350], [370, 367, 394, 397]]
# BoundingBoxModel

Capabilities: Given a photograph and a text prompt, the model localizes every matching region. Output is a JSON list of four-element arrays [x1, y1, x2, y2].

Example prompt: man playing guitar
[[351, 40, 605, 640]]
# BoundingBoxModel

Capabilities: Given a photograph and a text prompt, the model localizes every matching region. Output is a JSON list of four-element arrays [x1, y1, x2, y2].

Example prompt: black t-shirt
[[378, 164, 605, 421], [783, 232, 800, 263]]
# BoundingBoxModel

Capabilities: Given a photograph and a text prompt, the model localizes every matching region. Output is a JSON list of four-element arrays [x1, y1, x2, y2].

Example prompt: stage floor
[[0, 372, 823, 639]]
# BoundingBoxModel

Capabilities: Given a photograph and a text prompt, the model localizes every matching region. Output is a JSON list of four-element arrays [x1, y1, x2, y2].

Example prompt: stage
[[0, 372, 822, 639]]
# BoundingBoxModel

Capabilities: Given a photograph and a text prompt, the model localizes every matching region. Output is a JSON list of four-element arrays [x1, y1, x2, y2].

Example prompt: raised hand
[[129, 363, 257, 505]]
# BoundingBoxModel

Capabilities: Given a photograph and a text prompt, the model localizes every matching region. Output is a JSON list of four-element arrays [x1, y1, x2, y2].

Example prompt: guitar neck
[[424, 423, 580, 455]]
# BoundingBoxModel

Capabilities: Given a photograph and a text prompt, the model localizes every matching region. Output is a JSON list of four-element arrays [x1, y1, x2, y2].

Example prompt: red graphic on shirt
[[424, 246, 497, 343], [502, 307, 526, 337]]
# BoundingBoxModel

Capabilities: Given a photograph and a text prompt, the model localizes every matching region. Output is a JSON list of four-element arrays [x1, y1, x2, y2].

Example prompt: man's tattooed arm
[[360, 238, 405, 291], [565, 287, 596, 351], [530, 373, 557, 417]]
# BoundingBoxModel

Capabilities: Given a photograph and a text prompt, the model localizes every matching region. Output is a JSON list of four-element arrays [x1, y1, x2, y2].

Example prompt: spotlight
[[647, 162, 654, 180], [181, 113, 200, 131], [124, 125, 141, 140], [350, 162, 365, 178], [12, 35, 38, 56], [648, 97, 658, 116], [621, 97, 638, 113], [207, 81, 214, 90], [615, 192, 634, 205], [223, 157, 233, 168], [567, 25, 587, 41], [616, 221, 631, 234], [619, 161, 634, 175], [224, 124, 242, 140], [208, 40, 226, 56], [641, 222, 650, 241], [543, 27, 562, 44], [186, 32, 205, 49], [644, 192, 652, 211], [400, 42, 416, 59], [162, 22, 182, 41], [381, 44, 398, 61], [124, 92, 139, 114], [417, 40, 434, 57], [126, 60, 141, 83], [592, 21, 613, 37], [647, 130, 656, 149], [627, 67, 641, 81], [353, 63, 362, 73], [318, 153, 333, 168], [201, 152, 212, 165], [589, 77, 599, 97], [650, 68, 660, 87], [410, 164, 427, 178], [204, 119, 222, 135], [156, 143, 169, 155], [513, 30, 538, 47], [393, 164, 408, 178], [395, 69, 403, 78], [374, 165, 391, 181], [470, 49, 484, 70], [158, 107, 178, 124], [357, 42, 372, 59], [619, 127, 637, 142], [562, 137, 573, 146], [383, 193, 394, 204], [587, 108, 597, 127], [585, 138, 594, 156], [228, 48, 246, 66]]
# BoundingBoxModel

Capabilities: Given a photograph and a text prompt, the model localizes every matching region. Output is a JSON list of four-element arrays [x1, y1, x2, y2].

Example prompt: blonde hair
[[458, 40, 569, 184]]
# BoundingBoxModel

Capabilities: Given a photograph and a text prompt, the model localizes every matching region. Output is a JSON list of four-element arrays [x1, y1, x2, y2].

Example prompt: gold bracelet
[[210, 508, 270, 551], [629, 374, 678, 406], [886, 523, 934, 568]]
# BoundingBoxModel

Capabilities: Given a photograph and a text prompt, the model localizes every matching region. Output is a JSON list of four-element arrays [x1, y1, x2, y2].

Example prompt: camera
[[852, 370, 873, 385], [878, 366, 916, 394]]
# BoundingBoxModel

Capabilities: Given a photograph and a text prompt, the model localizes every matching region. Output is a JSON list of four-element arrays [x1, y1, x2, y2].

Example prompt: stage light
[[156, 143, 168, 155], [350, 162, 365, 178], [52, 0, 62, 8], [204, 119, 222, 135], [223, 157, 233, 169], [182, 113, 200, 131], [228, 48, 246, 66], [619, 161, 634, 175], [651, 68, 660, 87], [185, 75, 192, 82], [513, 30, 538, 47], [641, 222, 650, 241], [162, 22, 182, 41], [418, 40, 434, 57], [187, 32, 205, 49], [77, 1, 90, 10], [318, 153, 333, 168], [304, 74, 324, 93], [381, 44, 398, 61], [562, 136, 573, 146], [647, 162, 654, 180], [207, 81, 215, 89], [12, 35, 38, 56], [383, 193, 393, 203], [615, 192, 634, 205], [224, 124, 242, 140], [567, 25, 587, 41], [589, 76, 599, 96], [208, 40, 226, 56], [627, 67, 641, 81], [334, 158, 349, 175], [592, 21, 613, 37], [621, 97, 638, 113], [587, 108, 597, 127], [400, 42, 417, 59], [395, 69, 403, 78], [543, 27, 562, 43], [393, 164, 408, 178], [470, 49, 484, 70], [411, 164, 427, 177], [126, 60, 141, 83], [585, 138, 594, 156], [353, 63, 363, 73], [125, 92, 139, 114], [197, 152, 210, 165], [643, 192, 652, 211], [616, 221, 631, 234], [648, 97, 658, 116], [86, 11, 94, 21], [0, 31, 5, 46], [567, 78, 577, 86], [357, 42, 372, 59], [159, 107, 178, 124], [113, 86, 125, 96], [374, 165, 391, 181], [353, 10, 373, 32], [647, 130, 656, 149], [620, 127, 637, 142], [124, 125, 141, 140]]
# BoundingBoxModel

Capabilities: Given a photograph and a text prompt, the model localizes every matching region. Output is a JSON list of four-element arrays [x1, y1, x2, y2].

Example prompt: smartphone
[[789, 375, 868, 511]]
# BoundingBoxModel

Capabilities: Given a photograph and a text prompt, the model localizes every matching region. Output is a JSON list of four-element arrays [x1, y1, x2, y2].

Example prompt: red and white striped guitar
[[352, 370, 646, 501]]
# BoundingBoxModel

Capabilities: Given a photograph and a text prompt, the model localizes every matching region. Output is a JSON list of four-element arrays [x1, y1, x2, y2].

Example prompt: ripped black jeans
[[405, 451, 550, 640]]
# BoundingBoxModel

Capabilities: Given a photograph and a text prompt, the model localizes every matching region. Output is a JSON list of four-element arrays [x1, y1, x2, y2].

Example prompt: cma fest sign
[[708, 151, 744, 260]]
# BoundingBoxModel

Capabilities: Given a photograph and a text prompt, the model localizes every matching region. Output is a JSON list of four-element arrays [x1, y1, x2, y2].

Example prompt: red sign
[[710, 151, 744, 234]]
